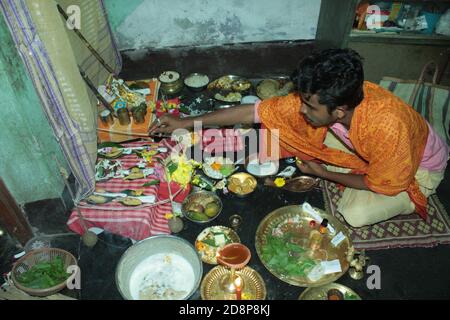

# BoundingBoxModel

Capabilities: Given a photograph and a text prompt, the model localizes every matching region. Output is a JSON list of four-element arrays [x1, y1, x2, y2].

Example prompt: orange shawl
[[258, 82, 429, 219]]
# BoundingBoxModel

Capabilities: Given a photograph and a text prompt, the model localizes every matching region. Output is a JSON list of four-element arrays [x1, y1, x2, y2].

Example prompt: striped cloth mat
[[67, 139, 190, 241]]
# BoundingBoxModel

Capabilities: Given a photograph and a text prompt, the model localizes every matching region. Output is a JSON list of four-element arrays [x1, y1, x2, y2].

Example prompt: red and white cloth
[[67, 139, 190, 241], [200, 128, 245, 153]]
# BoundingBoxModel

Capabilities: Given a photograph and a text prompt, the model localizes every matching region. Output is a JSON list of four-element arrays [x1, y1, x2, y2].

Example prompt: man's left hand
[[296, 159, 328, 178]]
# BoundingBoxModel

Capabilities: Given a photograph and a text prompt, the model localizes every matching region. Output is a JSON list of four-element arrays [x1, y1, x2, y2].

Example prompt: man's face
[[299, 93, 337, 127]]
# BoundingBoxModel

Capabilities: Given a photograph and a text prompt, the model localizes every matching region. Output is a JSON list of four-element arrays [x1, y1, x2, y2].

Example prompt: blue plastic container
[[422, 12, 441, 34]]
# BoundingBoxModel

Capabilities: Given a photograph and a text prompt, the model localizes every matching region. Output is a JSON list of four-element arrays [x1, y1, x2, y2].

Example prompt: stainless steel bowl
[[184, 73, 209, 92], [115, 235, 203, 300], [181, 191, 223, 224]]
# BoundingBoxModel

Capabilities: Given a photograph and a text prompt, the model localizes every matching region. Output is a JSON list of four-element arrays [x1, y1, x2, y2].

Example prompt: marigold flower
[[274, 177, 286, 187], [165, 213, 174, 220]]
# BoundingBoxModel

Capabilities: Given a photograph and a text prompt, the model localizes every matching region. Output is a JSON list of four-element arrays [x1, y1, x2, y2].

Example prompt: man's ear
[[333, 105, 348, 119]]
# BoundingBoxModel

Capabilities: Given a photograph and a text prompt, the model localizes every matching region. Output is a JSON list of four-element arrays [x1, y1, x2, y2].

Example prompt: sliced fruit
[[204, 202, 220, 217]]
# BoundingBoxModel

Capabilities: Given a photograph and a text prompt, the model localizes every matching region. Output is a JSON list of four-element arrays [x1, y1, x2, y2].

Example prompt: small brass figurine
[[348, 249, 369, 280]]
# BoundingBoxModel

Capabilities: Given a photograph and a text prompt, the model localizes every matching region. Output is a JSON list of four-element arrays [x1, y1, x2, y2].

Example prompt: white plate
[[246, 158, 279, 177]]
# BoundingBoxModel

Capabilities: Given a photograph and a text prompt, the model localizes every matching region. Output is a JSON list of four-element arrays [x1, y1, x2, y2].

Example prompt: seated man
[[149, 49, 449, 227]]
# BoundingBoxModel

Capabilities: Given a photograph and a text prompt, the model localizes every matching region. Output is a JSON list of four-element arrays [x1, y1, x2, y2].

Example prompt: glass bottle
[[319, 219, 328, 234]]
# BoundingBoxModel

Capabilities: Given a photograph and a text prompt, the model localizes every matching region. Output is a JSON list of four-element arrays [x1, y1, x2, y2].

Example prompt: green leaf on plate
[[219, 164, 235, 176]]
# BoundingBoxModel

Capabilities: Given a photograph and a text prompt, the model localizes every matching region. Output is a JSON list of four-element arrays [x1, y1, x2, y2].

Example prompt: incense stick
[[57, 4, 115, 75]]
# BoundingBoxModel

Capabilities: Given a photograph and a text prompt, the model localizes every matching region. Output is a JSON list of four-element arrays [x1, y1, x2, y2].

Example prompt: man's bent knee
[[338, 206, 375, 228]]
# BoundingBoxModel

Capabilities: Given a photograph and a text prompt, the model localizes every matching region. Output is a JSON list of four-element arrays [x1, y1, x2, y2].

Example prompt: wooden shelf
[[349, 30, 450, 45]]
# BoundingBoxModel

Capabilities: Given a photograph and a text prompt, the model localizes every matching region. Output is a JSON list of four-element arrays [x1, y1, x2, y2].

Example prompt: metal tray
[[255, 205, 352, 287], [208, 75, 252, 103]]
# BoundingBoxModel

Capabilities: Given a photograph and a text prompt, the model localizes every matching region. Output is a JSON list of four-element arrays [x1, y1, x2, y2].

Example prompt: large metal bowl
[[115, 235, 203, 300]]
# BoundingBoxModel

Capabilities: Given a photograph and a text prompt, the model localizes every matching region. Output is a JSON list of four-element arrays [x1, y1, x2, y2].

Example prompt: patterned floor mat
[[322, 181, 450, 250]]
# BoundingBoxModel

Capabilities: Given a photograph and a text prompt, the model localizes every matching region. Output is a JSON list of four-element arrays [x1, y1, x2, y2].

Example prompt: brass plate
[[201, 265, 266, 300], [195, 226, 241, 265], [255, 205, 352, 287], [283, 176, 320, 193], [298, 282, 361, 300]]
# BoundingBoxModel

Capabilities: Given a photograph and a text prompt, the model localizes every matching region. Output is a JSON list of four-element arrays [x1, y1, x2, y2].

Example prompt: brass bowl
[[255, 205, 352, 287], [227, 172, 257, 197], [283, 176, 320, 193], [159, 71, 184, 95]]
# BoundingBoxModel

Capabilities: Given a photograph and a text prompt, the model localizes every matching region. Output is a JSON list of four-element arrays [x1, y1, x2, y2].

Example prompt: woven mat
[[322, 181, 450, 250]]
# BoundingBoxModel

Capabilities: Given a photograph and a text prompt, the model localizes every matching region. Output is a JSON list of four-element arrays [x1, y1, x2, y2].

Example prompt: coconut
[[168, 217, 184, 233], [82, 230, 98, 247]]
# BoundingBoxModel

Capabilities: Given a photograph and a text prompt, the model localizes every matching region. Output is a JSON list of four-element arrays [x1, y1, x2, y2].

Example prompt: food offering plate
[[195, 226, 240, 265], [207, 75, 253, 103], [255, 205, 352, 287]]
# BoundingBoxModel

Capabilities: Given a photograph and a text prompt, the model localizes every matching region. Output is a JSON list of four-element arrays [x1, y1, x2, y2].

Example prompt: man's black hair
[[292, 48, 365, 113]]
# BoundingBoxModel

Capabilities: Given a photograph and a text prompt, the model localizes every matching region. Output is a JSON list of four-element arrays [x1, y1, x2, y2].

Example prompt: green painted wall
[[103, 0, 320, 50], [103, 0, 144, 35], [0, 13, 68, 204]]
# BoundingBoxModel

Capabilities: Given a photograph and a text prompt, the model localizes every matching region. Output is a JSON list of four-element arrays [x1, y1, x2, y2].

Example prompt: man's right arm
[[149, 103, 256, 134]]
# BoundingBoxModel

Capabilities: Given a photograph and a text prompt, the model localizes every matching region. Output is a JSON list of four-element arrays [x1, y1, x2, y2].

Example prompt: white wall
[[110, 0, 321, 50]]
